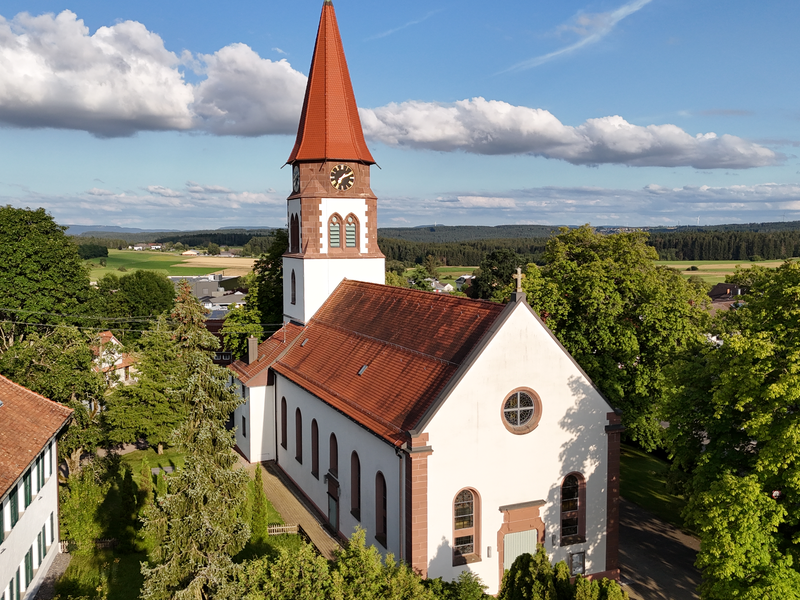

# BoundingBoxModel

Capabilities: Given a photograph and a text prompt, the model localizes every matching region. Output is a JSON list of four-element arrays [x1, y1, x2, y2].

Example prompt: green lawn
[[620, 443, 688, 531], [85, 250, 220, 281], [56, 550, 145, 600]]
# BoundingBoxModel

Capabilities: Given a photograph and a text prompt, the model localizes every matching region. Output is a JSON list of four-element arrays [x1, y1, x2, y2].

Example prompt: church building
[[230, 1, 621, 593]]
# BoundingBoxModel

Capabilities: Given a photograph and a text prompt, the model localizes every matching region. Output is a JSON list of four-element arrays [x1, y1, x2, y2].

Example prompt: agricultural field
[[85, 250, 255, 281], [436, 265, 477, 285], [657, 259, 786, 285]]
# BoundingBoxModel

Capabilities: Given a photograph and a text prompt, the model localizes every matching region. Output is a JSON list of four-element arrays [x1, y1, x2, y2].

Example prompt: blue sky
[[0, 0, 797, 230]]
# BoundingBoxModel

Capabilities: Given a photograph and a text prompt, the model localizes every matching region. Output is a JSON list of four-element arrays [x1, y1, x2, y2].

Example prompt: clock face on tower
[[292, 164, 300, 193], [330, 164, 355, 191]]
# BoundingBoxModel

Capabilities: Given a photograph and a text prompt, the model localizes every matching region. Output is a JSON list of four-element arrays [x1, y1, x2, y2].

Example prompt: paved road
[[619, 498, 701, 599]]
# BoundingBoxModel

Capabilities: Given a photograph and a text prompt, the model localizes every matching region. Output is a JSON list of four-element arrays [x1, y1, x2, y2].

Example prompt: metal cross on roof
[[512, 267, 525, 293]]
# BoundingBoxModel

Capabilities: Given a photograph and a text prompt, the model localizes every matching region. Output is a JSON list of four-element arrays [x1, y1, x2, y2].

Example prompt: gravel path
[[33, 552, 71, 600]]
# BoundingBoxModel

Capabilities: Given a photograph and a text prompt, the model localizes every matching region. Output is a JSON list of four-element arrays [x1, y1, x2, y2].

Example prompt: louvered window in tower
[[329, 216, 340, 248], [345, 215, 357, 248]]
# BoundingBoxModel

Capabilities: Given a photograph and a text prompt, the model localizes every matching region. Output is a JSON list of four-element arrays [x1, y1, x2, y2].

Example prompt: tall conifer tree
[[140, 281, 250, 600]]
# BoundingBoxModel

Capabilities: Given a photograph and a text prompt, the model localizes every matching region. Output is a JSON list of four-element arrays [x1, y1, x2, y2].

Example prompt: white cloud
[[456, 196, 516, 208], [86, 187, 114, 196], [192, 43, 306, 136], [186, 181, 232, 194], [361, 97, 779, 169], [502, 0, 654, 72], [147, 185, 182, 197], [0, 10, 194, 136], [0, 9, 781, 172]]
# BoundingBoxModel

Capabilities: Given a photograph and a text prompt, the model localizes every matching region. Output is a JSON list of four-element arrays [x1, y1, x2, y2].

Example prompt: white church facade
[[229, 1, 621, 594]]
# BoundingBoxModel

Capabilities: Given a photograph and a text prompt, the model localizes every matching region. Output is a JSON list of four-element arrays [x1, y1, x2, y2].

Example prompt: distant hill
[[65, 225, 178, 236]]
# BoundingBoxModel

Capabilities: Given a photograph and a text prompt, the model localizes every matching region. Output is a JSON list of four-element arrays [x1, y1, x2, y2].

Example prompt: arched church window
[[329, 433, 338, 477], [453, 488, 480, 565], [345, 214, 358, 248], [291, 270, 296, 305], [290, 214, 300, 253], [351, 451, 361, 521], [295, 408, 303, 464], [280, 397, 287, 449], [329, 215, 341, 248], [375, 471, 387, 547], [560, 473, 586, 545], [501, 388, 542, 435], [311, 419, 319, 478]]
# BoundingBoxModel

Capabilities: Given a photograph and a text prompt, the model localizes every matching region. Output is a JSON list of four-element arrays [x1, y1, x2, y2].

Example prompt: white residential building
[[0, 375, 72, 600]]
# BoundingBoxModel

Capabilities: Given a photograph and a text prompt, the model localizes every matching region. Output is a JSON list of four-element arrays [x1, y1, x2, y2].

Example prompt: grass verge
[[620, 443, 688, 531]]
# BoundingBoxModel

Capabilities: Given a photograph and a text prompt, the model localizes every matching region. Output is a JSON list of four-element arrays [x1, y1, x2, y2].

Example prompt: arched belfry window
[[345, 214, 358, 249], [290, 270, 296, 305], [329, 214, 341, 249], [560, 473, 586, 545], [290, 214, 300, 253], [453, 488, 480, 565]]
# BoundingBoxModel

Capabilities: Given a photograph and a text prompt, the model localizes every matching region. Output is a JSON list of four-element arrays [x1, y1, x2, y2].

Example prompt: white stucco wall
[[318, 197, 370, 254], [233, 381, 275, 463], [283, 256, 385, 323], [1, 440, 60, 600], [423, 302, 612, 594], [275, 375, 404, 558]]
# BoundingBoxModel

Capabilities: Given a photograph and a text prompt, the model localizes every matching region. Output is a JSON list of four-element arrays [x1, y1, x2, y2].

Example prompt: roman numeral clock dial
[[330, 164, 355, 191]]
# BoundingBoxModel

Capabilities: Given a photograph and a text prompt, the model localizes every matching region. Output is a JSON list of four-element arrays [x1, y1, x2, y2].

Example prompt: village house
[[0, 375, 72, 600]]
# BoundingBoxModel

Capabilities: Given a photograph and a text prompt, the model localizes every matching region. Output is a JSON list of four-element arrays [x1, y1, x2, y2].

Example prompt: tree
[[470, 249, 520, 300], [385, 271, 409, 288], [514, 226, 709, 448], [423, 254, 442, 279], [252, 229, 288, 326], [221, 275, 264, 361], [104, 315, 189, 454], [407, 265, 433, 291], [207, 243, 221, 255], [0, 205, 91, 350], [250, 466, 269, 544], [0, 326, 105, 476], [60, 460, 112, 556], [140, 284, 249, 600], [118, 270, 175, 319], [664, 261, 800, 598]]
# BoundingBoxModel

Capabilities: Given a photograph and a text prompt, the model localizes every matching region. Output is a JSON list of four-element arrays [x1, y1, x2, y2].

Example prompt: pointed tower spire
[[287, 0, 375, 165]]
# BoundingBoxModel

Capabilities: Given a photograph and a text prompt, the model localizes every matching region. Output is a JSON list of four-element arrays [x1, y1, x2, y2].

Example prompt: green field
[[437, 266, 477, 285], [86, 250, 228, 281], [657, 259, 786, 285]]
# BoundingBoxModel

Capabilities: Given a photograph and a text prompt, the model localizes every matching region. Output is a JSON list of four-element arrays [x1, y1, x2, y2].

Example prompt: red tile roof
[[0, 374, 72, 497], [230, 323, 305, 384], [286, 0, 375, 165], [273, 281, 505, 445]]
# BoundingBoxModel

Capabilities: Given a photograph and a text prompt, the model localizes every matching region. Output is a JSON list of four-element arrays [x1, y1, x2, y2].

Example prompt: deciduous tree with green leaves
[[0, 326, 105, 476], [470, 249, 521, 300], [252, 229, 288, 326], [511, 226, 709, 448], [0, 205, 91, 350], [665, 260, 800, 599]]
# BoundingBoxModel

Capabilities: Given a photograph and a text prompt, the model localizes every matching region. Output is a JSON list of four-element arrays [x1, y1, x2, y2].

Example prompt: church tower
[[283, 0, 385, 324]]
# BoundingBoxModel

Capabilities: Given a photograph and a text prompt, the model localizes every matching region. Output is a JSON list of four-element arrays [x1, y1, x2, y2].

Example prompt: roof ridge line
[[309, 317, 459, 367]]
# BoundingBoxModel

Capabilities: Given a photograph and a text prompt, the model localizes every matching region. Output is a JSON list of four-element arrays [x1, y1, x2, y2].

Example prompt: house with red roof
[[0, 375, 73, 600], [228, 1, 621, 593], [92, 331, 136, 386]]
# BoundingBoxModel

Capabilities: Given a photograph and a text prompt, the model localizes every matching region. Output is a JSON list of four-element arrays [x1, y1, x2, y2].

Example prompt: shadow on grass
[[55, 551, 146, 600], [234, 535, 304, 564]]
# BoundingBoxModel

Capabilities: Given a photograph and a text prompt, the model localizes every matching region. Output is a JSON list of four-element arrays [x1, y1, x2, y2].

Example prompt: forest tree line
[[379, 228, 800, 266]]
